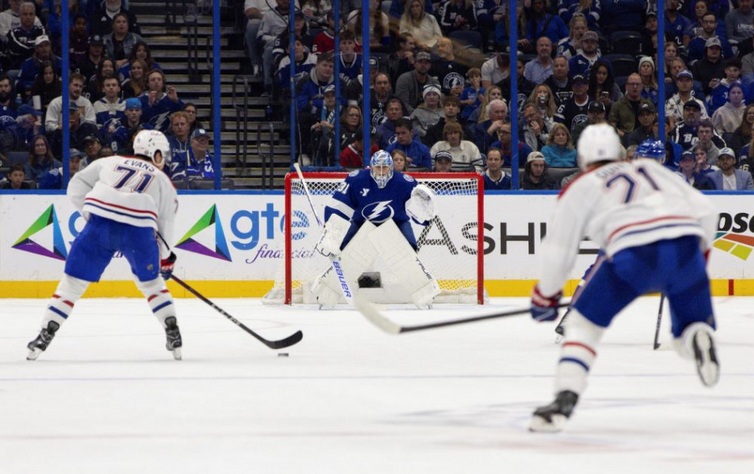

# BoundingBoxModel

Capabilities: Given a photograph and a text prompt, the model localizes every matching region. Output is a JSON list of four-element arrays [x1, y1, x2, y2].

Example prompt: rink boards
[[0, 192, 753, 298]]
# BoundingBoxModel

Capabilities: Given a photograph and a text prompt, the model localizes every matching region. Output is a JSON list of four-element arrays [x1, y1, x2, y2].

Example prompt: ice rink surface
[[1, 296, 752, 474]]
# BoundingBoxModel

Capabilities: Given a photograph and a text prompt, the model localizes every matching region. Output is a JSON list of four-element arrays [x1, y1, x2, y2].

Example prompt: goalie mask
[[133, 130, 171, 170], [370, 150, 394, 189]]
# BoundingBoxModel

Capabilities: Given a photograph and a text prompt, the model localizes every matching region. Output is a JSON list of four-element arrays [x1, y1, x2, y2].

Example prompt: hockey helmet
[[133, 130, 171, 170], [370, 150, 394, 188], [635, 139, 666, 164], [576, 123, 622, 170]]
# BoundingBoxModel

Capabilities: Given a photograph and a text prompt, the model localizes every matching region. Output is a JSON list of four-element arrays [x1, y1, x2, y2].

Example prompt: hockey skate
[[164, 317, 183, 360], [529, 390, 579, 433], [27, 321, 60, 361], [692, 329, 719, 387]]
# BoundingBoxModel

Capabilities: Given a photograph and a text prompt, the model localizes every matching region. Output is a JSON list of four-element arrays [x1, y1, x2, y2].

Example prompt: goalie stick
[[354, 294, 571, 334], [293, 163, 356, 305], [156, 233, 303, 349]]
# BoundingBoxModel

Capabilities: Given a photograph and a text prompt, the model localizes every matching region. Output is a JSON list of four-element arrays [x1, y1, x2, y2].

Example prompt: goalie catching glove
[[406, 184, 436, 224], [315, 213, 351, 258]]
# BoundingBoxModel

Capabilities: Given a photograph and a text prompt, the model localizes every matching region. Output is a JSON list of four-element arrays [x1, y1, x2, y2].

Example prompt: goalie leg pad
[[368, 220, 440, 306], [555, 310, 606, 396], [311, 221, 378, 305]]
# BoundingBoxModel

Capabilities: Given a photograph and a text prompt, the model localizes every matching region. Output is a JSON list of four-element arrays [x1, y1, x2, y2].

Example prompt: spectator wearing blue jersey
[[664, 0, 693, 47], [140, 69, 183, 133], [567, 30, 600, 79], [39, 150, 84, 189], [686, 13, 734, 63], [170, 128, 215, 181], [24, 135, 62, 185], [93, 76, 125, 122], [708, 58, 744, 115], [107, 97, 148, 153], [557, 0, 601, 31], [336, 30, 361, 84], [459, 68, 485, 121], [386, 118, 433, 169], [275, 35, 317, 92], [491, 121, 533, 167], [17, 36, 62, 100], [439, 0, 478, 36], [482, 147, 511, 190], [556, 13, 588, 60], [675, 150, 716, 190], [376, 98, 405, 149], [166, 111, 191, 179], [524, 0, 569, 49]]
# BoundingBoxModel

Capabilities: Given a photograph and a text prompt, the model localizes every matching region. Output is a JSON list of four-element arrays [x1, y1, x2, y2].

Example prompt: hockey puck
[[278, 352, 289, 357]]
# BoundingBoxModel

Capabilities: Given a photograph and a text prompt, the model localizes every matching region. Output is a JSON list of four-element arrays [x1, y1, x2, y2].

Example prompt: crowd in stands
[[0, 0, 215, 190], [241, 0, 754, 191]]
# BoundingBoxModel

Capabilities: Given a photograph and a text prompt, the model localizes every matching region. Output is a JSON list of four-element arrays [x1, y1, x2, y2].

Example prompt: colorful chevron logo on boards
[[12, 205, 68, 261], [175, 205, 232, 261], [713, 232, 754, 261]]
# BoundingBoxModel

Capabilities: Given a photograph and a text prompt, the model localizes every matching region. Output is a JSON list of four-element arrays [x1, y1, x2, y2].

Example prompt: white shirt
[[537, 160, 718, 297], [45, 96, 97, 132]]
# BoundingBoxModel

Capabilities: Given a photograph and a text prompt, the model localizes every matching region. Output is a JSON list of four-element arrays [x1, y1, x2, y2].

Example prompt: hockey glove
[[531, 285, 562, 322], [160, 252, 177, 280]]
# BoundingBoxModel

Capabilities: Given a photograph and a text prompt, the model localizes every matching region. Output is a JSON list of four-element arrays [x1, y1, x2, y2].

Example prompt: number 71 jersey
[[67, 155, 178, 238]]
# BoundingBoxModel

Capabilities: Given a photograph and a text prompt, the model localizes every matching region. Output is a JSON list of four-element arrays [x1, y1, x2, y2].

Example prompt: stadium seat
[[545, 167, 579, 189], [609, 31, 643, 56], [615, 75, 629, 91], [449, 30, 483, 50], [189, 178, 235, 190], [603, 54, 638, 78], [6, 151, 28, 167]]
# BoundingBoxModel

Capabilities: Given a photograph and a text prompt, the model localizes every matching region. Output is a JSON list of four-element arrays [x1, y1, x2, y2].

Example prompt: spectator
[[85, 58, 117, 102], [0, 0, 43, 39], [390, 0, 434, 20], [499, 57, 536, 109], [387, 33, 416, 89], [346, 3, 391, 51], [429, 121, 483, 172], [295, 52, 339, 160], [69, 13, 89, 68], [572, 100, 608, 145], [12, 104, 42, 151], [140, 69, 183, 133], [108, 97, 146, 153], [395, 49, 438, 114], [711, 81, 746, 134], [545, 55, 572, 104], [77, 35, 106, 88], [340, 127, 367, 169], [554, 73, 590, 132], [45, 73, 96, 134], [311, 85, 339, 166], [103, 12, 143, 69], [493, 120, 532, 167], [346, 58, 382, 106], [171, 128, 215, 181], [738, 123, 754, 174], [608, 73, 654, 139], [557, 1, 601, 32], [724, 0, 754, 46], [686, 13, 734, 63], [524, 36, 554, 85], [520, 102, 554, 151], [301, 0, 331, 27], [386, 117, 433, 168], [425, 95, 462, 148], [671, 100, 706, 150], [556, 13, 588, 60], [662, 40, 679, 86], [664, 0, 693, 47], [90, 0, 141, 37], [587, 59, 621, 115], [311, 9, 336, 55], [482, 147, 511, 190], [567, 30, 600, 79], [466, 84, 503, 124], [675, 150, 716, 189], [82, 135, 103, 166], [432, 149, 453, 172], [257, 0, 294, 97], [520, 150, 554, 189], [528, 83, 558, 126], [120, 58, 147, 99], [17, 35, 62, 100], [666, 70, 708, 129], [624, 102, 657, 147], [459, 68, 485, 122], [244, 0, 272, 78], [399, 0, 442, 49], [524, 0, 568, 49], [637, 56, 658, 106], [391, 149, 408, 172], [0, 74, 16, 119], [0, 163, 31, 189], [710, 147, 754, 189], [728, 104, 754, 153], [335, 30, 362, 85], [166, 111, 191, 176], [691, 37, 727, 95], [473, 98, 508, 153], [410, 84, 443, 139], [431, 37, 468, 98], [708, 58, 743, 114], [481, 51, 510, 90], [696, 119, 724, 163], [183, 102, 203, 135], [93, 75, 125, 130], [276, 35, 318, 94], [4, 1, 46, 72], [99, 147, 115, 158], [117, 41, 161, 83], [376, 98, 405, 149], [541, 122, 577, 167], [439, 0, 478, 37], [24, 134, 61, 185], [351, 72, 399, 130]]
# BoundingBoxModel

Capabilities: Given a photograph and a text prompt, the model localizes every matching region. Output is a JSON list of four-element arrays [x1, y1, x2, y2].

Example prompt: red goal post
[[265, 171, 485, 305]]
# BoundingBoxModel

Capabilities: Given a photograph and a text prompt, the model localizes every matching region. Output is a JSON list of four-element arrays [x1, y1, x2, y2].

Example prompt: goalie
[[312, 150, 440, 307]]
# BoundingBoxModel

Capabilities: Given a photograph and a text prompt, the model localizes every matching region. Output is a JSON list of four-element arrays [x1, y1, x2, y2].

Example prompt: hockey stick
[[653, 294, 665, 350], [156, 233, 303, 349], [354, 294, 571, 334], [293, 163, 356, 305]]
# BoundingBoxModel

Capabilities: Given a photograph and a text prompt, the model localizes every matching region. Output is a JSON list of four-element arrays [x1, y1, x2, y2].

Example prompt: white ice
[[1, 297, 753, 474]]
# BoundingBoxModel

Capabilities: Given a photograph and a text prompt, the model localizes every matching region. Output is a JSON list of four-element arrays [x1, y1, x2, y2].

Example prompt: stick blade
[[265, 330, 304, 349], [353, 295, 403, 335]]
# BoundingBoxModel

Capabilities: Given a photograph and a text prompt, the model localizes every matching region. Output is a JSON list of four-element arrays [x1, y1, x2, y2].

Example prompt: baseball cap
[[69, 149, 85, 159], [88, 34, 104, 46], [646, 10, 658, 18], [125, 97, 142, 110], [423, 84, 441, 98], [434, 150, 452, 162], [35, 35, 50, 47], [683, 100, 702, 110], [680, 150, 695, 161], [527, 151, 546, 163], [323, 84, 336, 94], [639, 102, 656, 114], [582, 31, 598, 42], [705, 37, 722, 49], [17, 104, 42, 116], [588, 101, 605, 113], [68, 103, 80, 112], [677, 70, 693, 80], [572, 74, 587, 84], [368, 57, 379, 67], [83, 135, 101, 145], [416, 51, 432, 62], [719, 147, 735, 158], [191, 128, 209, 140]]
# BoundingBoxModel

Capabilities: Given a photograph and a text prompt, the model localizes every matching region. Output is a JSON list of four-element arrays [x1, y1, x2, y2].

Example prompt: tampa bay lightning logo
[[362, 200, 395, 223]]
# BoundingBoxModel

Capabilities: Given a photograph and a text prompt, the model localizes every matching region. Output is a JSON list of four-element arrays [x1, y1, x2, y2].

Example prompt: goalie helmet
[[576, 123, 622, 170], [370, 150, 394, 189], [133, 130, 171, 170], [635, 139, 666, 164]]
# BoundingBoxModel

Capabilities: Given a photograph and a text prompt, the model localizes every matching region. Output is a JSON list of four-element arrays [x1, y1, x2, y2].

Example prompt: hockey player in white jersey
[[312, 150, 440, 307], [27, 130, 183, 361], [529, 123, 720, 432]]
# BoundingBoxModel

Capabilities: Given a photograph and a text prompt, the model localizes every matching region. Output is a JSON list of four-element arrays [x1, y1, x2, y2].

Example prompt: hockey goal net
[[263, 172, 485, 305]]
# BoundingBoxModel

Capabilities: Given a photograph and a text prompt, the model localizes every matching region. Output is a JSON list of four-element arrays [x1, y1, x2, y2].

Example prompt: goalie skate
[[692, 330, 719, 387], [27, 321, 60, 361], [164, 317, 183, 360], [529, 390, 579, 433]]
